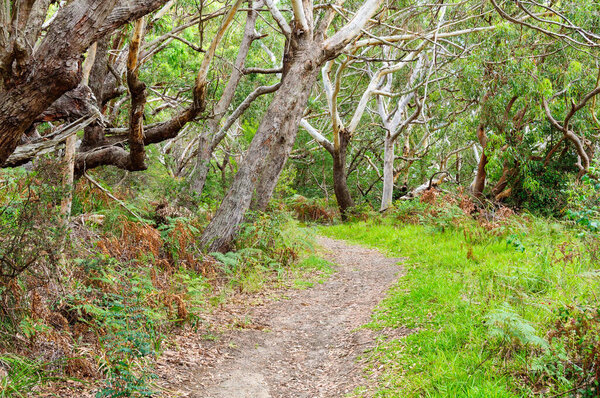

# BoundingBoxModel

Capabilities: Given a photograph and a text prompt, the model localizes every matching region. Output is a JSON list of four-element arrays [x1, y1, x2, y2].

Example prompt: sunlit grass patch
[[321, 217, 600, 397]]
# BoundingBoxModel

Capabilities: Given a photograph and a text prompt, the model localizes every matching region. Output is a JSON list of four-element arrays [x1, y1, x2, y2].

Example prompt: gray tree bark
[[0, 0, 167, 164], [200, 39, 322, 251], [380, 133, 395, 211], [190, 3, 260, 195], [249, 71, 319, 212]]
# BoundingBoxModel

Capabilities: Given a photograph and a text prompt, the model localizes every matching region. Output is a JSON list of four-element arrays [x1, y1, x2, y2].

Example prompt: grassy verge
[[321, 215, 600, 397]]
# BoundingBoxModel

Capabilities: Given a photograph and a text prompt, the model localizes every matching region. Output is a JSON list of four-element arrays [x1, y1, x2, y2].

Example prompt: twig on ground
[[83, 172, 147, 224]]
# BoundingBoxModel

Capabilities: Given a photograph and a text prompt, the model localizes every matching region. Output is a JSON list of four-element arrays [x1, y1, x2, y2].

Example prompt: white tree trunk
[[380, 133, 395, 211]]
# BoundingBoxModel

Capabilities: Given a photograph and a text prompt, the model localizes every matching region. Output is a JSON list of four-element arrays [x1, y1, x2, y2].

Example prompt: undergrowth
[[322, 190, 600, 397], [0, 164, 325, 397], [286, 194, 337, 223]]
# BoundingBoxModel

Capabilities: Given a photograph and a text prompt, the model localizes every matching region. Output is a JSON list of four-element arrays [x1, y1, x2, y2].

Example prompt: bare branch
[[263, 0, 292, 37], [322, 0, 384, 55], [4, 115, 99, 167], [212, 83, 281, 147], [290, 0, 309, 32], [243, 67, 283, 74], [300, 118, 334, 154]]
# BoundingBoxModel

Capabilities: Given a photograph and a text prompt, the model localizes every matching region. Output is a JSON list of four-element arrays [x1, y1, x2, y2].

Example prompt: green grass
[[292, 255, 335, 288], [0, 354, 68, 397], [224, 219, 334, 293], [321, 218, 600, 397]]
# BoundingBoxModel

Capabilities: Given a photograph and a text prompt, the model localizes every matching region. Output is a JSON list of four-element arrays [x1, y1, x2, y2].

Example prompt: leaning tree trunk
[[200, 41, 322, 252], [250, 71, 320, 212], [0, 63, 82, 163], [332, 129, 354, 219], [380, 133, 395, 211]]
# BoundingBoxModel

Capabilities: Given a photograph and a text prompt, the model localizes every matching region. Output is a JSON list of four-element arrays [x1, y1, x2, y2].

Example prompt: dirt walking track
[[168, 236, 404, 398]]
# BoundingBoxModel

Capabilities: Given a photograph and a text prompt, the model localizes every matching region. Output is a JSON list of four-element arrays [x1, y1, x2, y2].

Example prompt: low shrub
[[345, 202, 376, 222], [0, 162, 68, 345], [566, 167, 600, 234], [287, 195, 336, 223], [544, 305, 600, 395]]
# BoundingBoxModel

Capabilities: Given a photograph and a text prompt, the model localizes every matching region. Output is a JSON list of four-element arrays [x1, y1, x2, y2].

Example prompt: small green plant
[[0, 354, 60, 398], [530, 341, 571, 387], [211, 248, 263, 275], [96, 292, 162, 398], [345, 203, 375, 223], [506, 234, 526, 252], [486, 304, 548, 351]]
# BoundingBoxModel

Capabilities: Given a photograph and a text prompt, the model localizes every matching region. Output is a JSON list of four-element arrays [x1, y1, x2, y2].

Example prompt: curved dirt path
[[177, 236, 404, 398]]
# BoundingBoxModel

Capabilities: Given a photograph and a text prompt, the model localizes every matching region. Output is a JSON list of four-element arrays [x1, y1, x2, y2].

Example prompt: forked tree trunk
[[332, 129, 354, 219], [200, 0, 384, 251], [380, 133, 395, 211], [200, 41, 322, 252], [473, 151, 488, 198]]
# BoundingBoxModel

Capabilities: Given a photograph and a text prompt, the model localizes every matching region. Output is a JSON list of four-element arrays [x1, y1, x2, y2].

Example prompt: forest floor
[[158, 236, 404, 398]]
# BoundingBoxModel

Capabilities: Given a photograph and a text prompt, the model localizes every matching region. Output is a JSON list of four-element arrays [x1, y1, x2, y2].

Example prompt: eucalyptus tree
[[458, 0, 600, 208], [0, 0, 170, 164], [199, 0, 386, 251]]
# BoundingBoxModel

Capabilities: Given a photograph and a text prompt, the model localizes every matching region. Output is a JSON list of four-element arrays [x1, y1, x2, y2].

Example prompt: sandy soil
[[43, 235, 404, 397], [163, 236, 404, 398]]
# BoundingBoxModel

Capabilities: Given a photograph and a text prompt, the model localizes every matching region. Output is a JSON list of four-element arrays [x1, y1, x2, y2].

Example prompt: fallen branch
[[83, 172, 147, 224], [3, 115, 99, 167]]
